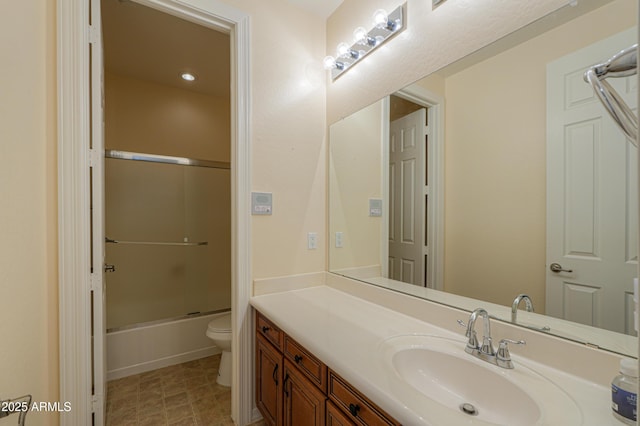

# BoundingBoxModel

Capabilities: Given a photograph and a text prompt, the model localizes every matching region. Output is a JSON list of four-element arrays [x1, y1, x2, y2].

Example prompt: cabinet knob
[[294, 355, 303, 364], [261, 326, 270, 333], [349, 403, 360, 417]]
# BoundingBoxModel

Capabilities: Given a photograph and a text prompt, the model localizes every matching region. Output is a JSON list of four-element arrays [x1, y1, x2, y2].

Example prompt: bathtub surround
[[106, 312, 225, 381]]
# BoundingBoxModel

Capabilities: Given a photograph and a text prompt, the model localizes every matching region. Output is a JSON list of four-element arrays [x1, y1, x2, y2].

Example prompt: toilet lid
[[207, 313, 231, 332]]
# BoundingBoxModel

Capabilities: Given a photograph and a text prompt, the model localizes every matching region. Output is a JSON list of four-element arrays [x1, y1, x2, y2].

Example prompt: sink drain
[[459, 403, 479, 416]]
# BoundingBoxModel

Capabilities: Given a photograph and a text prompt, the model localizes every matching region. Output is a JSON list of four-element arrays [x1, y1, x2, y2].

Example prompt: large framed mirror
[[329, 0, 639, 357]]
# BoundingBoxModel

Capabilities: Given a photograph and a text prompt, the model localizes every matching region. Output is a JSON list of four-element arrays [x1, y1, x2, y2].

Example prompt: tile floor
[[106, 355, 264, 426]]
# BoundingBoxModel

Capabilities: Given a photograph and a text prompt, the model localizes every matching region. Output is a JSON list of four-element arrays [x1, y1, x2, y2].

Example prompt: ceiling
[[286, 0, 344, 19], [101, 0, 230, 98], [101, 0, 344, 97]]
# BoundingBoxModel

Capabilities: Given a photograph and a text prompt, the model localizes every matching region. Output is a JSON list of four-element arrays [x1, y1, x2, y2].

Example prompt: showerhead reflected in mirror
[[329, 0, 639, 357]]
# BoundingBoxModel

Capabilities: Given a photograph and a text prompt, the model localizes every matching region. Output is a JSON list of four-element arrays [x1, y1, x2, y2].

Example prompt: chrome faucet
[[511, 294, 534, 323], [464, 308, 495, 362], [458, 308, 525, 369]]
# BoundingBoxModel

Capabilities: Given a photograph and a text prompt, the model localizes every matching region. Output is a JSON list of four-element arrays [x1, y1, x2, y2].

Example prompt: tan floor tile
[[169, 416, 197, 426], [138, 412, 168, 426], [164, 391, 190, 408], [106, 356, 231, 426], [166, 403, 194, 422]]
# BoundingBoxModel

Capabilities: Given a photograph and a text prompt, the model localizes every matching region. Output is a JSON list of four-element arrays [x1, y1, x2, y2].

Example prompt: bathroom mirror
[[329, 0, 639, 357]]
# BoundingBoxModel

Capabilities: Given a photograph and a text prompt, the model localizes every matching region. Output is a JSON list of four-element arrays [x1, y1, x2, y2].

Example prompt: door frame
[[387, 85, 445, 289], [57, 0, 253, 424]]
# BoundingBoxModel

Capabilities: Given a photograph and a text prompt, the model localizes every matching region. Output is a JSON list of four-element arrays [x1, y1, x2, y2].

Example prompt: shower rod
[[105, 149, 231, 170], [106, 237, 208, 246]]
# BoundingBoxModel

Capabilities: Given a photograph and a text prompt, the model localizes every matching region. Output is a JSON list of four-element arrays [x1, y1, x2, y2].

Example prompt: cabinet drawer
[[327, 400, 357, 426], [256, 311, 283, 350], [284, 335, 327, 393], [328, 370, 399, 426]]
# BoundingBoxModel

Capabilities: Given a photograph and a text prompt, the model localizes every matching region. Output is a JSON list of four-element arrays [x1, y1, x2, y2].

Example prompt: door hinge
[[90, 273, 102, 292], [88, 149, 101, 168], [91, 394, 101, 413], [88, 25, 99, 45]]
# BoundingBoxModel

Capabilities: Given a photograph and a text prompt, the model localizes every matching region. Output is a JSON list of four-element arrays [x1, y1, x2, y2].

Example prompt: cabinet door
[[256, 334, 283, 426], [283, 359, 326, 426]]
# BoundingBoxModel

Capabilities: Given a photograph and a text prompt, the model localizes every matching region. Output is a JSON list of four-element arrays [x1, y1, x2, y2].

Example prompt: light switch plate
[[252, 192, 272, 215], [369, 198, 383, 217], [308, 232, 317, 250]]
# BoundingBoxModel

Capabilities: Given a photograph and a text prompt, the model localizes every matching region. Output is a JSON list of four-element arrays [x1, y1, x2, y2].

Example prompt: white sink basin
[[379, 335, 583, 425]]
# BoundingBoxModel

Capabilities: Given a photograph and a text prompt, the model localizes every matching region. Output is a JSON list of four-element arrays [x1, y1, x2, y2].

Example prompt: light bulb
[[337, 42, 351, 58], [181, 73, 196, 81], [373, 9, 389, 28], [353, 27, 368, 45], [323, 56, 336, 70]]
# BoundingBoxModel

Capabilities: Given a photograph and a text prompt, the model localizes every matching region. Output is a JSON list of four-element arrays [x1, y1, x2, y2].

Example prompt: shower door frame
[[57, 0, 253, 425]]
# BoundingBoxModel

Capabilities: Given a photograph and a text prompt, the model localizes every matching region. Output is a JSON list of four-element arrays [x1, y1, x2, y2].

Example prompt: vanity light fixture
[[181, 72, 196, 81], [323, 4, 405, 80]]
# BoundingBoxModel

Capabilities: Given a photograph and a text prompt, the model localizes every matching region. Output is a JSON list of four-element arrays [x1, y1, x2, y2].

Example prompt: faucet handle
[[496, 339, 526, 369], [457, 319, 479, 353]]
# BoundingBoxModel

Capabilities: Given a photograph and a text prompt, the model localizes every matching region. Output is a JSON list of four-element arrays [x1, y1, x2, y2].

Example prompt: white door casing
[[389, 108, 427, 286], [89, 0, 106, 422], [58, 1, 252, 425], [546, 28, 638, 335]]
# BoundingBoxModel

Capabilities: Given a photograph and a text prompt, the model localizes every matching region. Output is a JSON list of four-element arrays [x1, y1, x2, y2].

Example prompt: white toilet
[[206, 312, 232, 387]]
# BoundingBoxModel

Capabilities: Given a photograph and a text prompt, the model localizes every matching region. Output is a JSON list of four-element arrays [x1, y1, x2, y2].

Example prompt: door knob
[[550, 263, 572, 273]]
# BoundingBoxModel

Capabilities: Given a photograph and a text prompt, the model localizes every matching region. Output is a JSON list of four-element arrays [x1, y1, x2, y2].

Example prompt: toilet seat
[[207, 312, 231, 334]]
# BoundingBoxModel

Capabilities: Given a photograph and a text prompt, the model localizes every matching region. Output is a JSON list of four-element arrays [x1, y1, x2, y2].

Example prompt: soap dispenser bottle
[[612, 358, 638, 424]]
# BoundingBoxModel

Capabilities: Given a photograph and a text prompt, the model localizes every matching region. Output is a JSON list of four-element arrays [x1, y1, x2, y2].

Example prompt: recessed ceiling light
[[181, 73, 196, 82]]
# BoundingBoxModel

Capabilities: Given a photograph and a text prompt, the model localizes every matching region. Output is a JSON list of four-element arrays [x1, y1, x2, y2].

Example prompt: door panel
[[389, 109, 427, 286], [546, 28, 637, 334]]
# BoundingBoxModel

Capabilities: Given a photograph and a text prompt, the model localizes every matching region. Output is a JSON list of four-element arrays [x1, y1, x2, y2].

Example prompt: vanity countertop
[[250, 285, 618, 425]]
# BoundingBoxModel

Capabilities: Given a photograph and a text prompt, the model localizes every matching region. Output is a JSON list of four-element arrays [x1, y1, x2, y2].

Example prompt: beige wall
[[104, 72, 230, 162], [0, 1, 59, 425], [228, 0, 327, 278], [329, 99, 385, 272]]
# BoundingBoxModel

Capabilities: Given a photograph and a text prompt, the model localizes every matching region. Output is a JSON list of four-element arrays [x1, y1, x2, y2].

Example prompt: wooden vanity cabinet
[[255, 310, 400, 426]]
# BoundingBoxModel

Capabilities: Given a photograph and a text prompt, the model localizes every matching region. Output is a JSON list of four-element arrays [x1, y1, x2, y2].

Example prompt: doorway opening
[[383, 86, 445, 290], [100, 1, 233, 423], [58, 0, 252, 424]]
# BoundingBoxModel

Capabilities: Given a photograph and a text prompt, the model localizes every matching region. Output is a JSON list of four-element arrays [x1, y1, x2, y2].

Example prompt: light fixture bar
[[326, 4, 405, 81]]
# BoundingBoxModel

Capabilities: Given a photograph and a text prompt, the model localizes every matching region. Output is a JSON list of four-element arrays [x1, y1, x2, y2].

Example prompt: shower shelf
[[105, 237, 208, 246]]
